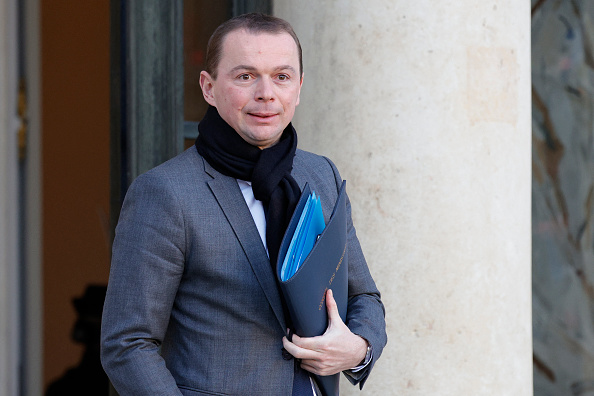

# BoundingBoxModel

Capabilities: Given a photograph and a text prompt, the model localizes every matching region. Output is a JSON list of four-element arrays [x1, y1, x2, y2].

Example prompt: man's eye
[[278, 74, 289, 81], [238, 74, 251, 81]]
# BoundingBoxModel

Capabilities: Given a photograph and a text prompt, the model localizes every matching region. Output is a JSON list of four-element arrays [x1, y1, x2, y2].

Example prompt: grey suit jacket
[[100, 147, 387, 396]]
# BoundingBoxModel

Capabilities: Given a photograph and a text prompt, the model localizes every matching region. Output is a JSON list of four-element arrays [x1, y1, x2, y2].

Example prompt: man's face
[[200, 29, 303, 149]]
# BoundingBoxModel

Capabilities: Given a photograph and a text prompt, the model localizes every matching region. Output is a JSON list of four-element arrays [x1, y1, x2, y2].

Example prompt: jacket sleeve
[[100, 171, 185, 395], [324, 157, 388, 389]]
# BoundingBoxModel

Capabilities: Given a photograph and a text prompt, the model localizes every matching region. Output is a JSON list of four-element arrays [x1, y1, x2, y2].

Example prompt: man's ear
[[296, 73, 304, 106], [200, 71, 217, 107]]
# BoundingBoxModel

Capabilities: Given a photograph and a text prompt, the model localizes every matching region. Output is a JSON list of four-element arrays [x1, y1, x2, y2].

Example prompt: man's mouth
[[249, 113, 276, 118], [248, 112, 278, 120]]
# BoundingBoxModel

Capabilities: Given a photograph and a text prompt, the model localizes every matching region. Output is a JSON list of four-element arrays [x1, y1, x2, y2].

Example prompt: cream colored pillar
[[275, 1, 532, 395]]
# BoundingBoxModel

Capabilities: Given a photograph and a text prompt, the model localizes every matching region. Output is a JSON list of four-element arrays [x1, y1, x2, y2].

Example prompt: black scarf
[[195, 106, 302, 267]]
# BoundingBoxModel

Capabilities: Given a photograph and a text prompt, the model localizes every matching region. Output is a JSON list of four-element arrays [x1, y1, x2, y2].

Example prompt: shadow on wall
[[45, 285, 108, 396]]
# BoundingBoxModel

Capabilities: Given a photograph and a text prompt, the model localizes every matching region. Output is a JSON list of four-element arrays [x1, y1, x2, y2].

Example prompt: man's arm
[[100, 172, 185, 395]]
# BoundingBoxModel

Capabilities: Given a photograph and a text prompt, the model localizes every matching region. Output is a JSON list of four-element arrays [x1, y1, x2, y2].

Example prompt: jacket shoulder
[[130, 148, 206, 186], [294, 148, 341, 178], [293, 149, 343, 199], [294, 148, 329, 165]]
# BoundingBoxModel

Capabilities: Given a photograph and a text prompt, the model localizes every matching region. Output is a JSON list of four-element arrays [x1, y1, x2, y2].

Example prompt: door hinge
[[17, 78, 27, 161]]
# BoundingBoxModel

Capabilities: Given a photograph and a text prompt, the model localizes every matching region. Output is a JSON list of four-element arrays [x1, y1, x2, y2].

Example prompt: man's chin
[[242, 131, 284, 149]]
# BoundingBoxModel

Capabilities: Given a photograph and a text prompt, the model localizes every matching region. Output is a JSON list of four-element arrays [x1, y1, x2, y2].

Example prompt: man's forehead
[[220, 29, 299, 60]]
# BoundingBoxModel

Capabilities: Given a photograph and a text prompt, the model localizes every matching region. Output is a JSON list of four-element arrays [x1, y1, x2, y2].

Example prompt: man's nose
[[255, 77, 275, 101]]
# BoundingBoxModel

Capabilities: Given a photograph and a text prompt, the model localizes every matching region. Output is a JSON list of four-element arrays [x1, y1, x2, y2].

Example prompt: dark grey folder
[[277, 180, 348, 396]]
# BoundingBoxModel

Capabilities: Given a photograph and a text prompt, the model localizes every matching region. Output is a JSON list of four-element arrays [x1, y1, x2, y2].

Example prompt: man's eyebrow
[[228, 65, 298, 74], [275, 65, 298, 74], [229, 65, 257, 73]]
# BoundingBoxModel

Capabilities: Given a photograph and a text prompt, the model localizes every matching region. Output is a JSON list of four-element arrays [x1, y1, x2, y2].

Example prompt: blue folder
[[280, 192, 326, 281], [276, 181, 348, 396]]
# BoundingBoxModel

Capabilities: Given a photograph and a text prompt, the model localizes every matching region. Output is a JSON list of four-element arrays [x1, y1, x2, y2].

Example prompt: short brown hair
[[204, 13, 303, 80]]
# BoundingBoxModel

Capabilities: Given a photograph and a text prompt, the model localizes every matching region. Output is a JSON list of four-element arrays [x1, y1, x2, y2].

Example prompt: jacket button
[[281, 348, 293, 360]]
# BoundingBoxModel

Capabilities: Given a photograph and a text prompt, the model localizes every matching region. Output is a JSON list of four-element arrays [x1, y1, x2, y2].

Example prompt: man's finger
[[325, 288, 341, 323], [283, 336, 322, 360], [289, 332, 322, 352]]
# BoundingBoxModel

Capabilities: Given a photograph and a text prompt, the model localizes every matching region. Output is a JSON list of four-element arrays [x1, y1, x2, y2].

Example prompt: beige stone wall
[[275, 1, 533, 395]]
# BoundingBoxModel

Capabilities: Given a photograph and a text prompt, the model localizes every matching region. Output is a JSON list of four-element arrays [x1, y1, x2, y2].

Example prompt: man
[[101, 13, 386, 396]]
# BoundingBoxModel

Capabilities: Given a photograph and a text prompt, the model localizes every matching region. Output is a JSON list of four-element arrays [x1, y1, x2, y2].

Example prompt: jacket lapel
[[203, 159, 287, 332]]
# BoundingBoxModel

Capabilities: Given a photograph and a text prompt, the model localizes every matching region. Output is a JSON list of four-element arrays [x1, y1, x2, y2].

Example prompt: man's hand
[[282, 289, 368, 376]]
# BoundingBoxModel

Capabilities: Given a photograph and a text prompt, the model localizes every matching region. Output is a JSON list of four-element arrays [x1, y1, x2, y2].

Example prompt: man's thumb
[[325, 288, 340, 321]]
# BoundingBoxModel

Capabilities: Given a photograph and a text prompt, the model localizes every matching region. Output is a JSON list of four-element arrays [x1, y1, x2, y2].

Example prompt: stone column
[[275, 1, 532, 395]]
